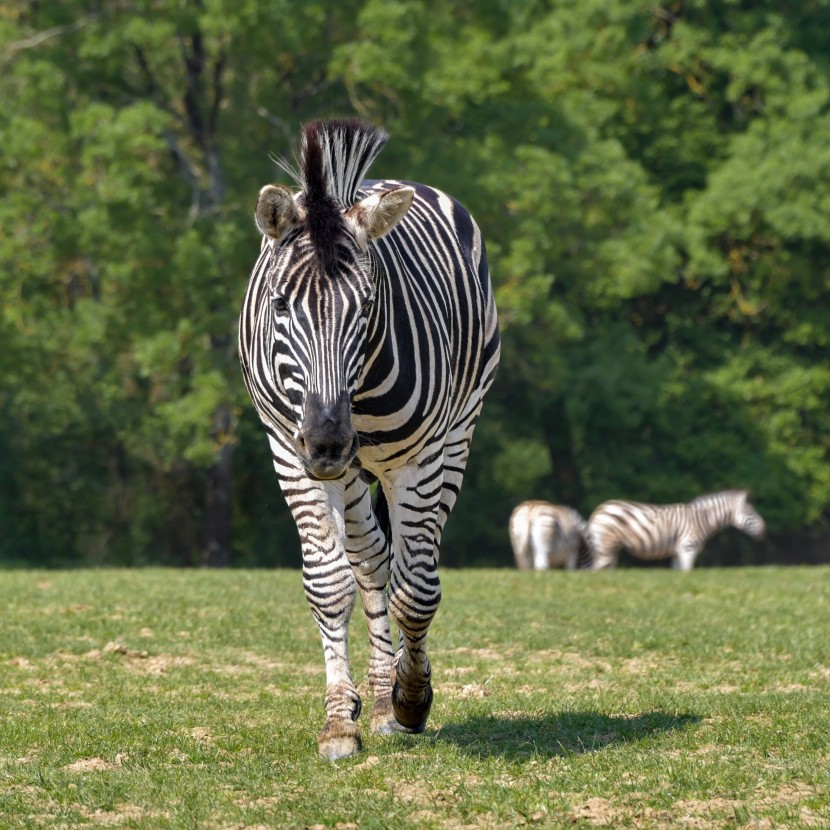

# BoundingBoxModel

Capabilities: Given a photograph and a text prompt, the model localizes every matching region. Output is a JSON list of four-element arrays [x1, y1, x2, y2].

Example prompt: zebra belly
[[596, 504, 680, 561], [624, 530, 680, 560]]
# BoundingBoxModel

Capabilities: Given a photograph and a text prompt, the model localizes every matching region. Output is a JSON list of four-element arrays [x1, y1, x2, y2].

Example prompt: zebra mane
[[690, 490, 748, 507], [301, 120, 388, 207], [688, 491, 748, 536], [277, 120, 388, 274]]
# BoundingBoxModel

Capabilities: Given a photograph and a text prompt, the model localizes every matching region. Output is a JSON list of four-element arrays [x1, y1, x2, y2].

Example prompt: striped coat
[[238, 121, 500, 759], [587, 490, 765, 571], [509, 501, 588, 570]]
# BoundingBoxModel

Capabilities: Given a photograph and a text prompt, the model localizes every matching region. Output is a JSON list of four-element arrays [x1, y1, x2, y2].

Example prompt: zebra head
[[253, 121, 414, 480], [734, 491, 766, 539]]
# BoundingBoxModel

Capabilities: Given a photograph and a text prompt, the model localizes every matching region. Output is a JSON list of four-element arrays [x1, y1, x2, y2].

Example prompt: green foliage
[[1, 0, 829, 565]]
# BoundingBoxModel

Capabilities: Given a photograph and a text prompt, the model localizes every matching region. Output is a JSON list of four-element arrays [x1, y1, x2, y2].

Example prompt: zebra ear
[[255, 185, 304, 241], [343, 186, 415, 249]]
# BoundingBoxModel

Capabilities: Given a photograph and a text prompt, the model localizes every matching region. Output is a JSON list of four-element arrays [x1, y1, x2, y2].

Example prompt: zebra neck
[[689, 494, 736, 540]]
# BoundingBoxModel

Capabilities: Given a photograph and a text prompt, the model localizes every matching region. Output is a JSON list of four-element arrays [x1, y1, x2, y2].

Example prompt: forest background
[[2, 0, 829, 569]]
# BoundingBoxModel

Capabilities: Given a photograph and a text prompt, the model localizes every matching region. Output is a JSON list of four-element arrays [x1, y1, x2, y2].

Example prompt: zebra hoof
[[370, 694, 396, 734], [391, 680, 432, 733], [317, 718, 362, 761], [370, 695, 419, 735]]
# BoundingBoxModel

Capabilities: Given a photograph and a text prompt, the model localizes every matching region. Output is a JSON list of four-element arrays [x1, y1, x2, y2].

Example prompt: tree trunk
[[202, 439, 233, 567], [542, 396, 585, 509]]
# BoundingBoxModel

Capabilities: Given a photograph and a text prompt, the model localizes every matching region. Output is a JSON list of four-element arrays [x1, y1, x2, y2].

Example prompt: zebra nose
[[295, 392, 359, 479]]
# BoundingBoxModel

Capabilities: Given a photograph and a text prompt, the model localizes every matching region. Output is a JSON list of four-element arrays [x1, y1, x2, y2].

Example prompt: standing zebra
[[587, 490, 765, 571], [509, 501, 589, 570], [238, 120, 500, 760]]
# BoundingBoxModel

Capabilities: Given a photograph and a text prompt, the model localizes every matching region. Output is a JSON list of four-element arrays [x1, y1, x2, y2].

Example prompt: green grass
[[0, 567, 827, 829]]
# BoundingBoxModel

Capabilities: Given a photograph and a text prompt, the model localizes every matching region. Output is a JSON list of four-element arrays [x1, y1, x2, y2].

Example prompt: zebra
[[238, 120, 500, 760], [509, 501, 589, 570], [587, 490, 765, 571]]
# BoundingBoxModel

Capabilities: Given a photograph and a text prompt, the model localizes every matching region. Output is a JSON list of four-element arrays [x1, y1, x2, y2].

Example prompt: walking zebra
[[587, 490, 765, 571], [238, 120, 500, 759], [509, 501, 589, 570]]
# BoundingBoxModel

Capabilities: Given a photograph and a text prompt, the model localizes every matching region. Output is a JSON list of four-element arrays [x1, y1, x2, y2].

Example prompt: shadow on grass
[[434, 710, 701, 759]]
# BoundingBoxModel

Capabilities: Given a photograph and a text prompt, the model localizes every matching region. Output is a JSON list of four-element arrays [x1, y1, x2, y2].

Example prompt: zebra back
[[509, 501, 587, 570]]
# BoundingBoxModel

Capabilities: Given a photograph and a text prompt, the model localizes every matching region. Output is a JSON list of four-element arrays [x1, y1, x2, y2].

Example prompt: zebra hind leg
[[387, 403, 486, 731], [590, 543, 619, 570], [388, 543, 436, 733], [390, 647, 433, 732], [384, 460, 445, 733], [343, 479, 408, 735]]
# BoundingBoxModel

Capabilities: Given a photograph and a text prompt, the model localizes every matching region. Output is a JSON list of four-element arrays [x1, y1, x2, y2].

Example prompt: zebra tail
[[576, 520, 593, 569], [509, 512, 533, 570]]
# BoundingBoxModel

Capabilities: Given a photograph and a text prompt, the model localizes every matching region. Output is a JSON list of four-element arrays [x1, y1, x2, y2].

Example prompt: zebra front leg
[[383, 461, 442, 733], [672, 542, 699, 571], [307, 567, 363, 760], [283, 469, 363, 760]]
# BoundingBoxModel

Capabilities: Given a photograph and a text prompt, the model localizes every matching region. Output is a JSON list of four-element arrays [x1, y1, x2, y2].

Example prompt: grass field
[[0, 566, 828, 829]]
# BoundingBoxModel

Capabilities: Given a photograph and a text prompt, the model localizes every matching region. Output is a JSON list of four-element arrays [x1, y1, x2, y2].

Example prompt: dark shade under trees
[[2, 0, 829, 568]]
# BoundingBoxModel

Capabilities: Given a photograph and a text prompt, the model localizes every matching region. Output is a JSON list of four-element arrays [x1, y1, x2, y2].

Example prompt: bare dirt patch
[[391, 779, 463, 809], [570, 797, 617, 826], [676, 796, 743, 814], [527, 649, 613, 673], [443, 682, 491, 699], [563, 784, 830, 829], [48, 699, 93, 709], [81, 642, 194, 675], [564, 678, 609, 691], [351, 754, 381, 770], [757, 781, 817, 805], [209, 651, 323, 677], [439, 665, 478, 677], [64, 758, 118, 772], [443, 646, 506, 661], [189, 726, 216, 744], [77, 804, 146, 825], [409, 809, 501, 829], [620, 656, 664, 674]]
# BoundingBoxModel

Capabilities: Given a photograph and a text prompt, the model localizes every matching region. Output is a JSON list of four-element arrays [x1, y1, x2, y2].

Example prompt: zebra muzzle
[[295, 391, 359, 480]]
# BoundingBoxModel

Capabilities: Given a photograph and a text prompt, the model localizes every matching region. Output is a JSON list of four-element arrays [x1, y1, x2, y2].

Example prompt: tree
[[0, 0, 363, 565], [2, 0, 829, 567]]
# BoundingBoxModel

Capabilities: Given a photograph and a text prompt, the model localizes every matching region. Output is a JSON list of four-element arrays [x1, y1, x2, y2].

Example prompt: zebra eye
[[361, 298, 374, 315], [271, 296, 288, 315]]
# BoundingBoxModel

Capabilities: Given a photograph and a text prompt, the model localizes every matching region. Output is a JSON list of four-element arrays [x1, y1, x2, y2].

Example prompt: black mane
[[299, 120, 388, 274]]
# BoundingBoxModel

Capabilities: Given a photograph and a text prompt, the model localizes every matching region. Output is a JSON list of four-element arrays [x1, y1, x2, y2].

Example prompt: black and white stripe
[[238, 120, 500, 759], [509, 501, 588, 570], [587, 490, 765, 571]]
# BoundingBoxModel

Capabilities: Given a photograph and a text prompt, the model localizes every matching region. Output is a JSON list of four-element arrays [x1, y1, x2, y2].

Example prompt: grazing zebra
[[238, 120, 500, 759], [509, 501, 589, 570], [587, 490, 765, 571]]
